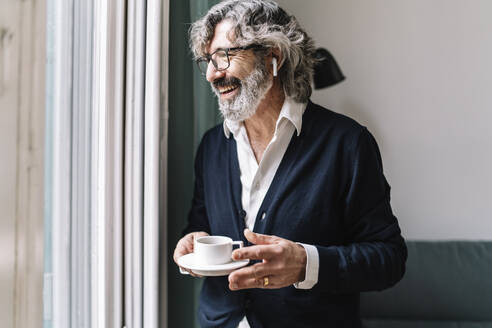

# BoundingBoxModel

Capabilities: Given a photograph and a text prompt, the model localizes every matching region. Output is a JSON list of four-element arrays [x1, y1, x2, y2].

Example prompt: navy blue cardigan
[[183, 101, 407, 328]]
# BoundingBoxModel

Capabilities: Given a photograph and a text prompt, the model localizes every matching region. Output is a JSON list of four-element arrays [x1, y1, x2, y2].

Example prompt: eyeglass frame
[[196, 44, 265, 75]]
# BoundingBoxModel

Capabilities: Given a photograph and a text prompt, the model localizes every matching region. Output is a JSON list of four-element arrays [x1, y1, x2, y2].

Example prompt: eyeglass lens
[[197, 49, 230, 74]]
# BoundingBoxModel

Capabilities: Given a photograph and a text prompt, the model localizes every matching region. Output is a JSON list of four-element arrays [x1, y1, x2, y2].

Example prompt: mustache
[[213, 77, 241, 89]]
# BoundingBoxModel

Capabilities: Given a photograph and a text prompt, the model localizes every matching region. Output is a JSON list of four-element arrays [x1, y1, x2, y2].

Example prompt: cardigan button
[[260, 212, 266, 220], [238, 210, 246, 218]]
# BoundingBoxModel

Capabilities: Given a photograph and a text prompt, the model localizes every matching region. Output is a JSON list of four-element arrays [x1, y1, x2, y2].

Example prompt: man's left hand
[[228, 229, 307, 290]]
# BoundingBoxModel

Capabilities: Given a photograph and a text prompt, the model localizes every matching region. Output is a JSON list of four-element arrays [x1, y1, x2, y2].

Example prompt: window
[[43, 1, 169, 327]]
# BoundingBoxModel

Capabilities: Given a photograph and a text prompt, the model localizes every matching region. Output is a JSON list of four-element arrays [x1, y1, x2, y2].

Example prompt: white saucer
[[177, 253, 249, 277]]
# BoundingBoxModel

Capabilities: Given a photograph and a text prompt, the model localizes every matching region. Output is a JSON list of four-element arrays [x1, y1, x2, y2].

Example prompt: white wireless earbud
[[272, 57, 278, 77]]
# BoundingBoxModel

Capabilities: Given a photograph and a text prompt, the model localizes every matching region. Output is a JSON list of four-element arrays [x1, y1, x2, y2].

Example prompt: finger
[[173, 232, 208, 263], [229, 265, 266, 290], [174, 243, 191, 258], [244, 229, 280, 246], [178, 265, 204, 278], [229, 270, 277, 290], [232, 244, 277, 261], [229, 276, 263, 290], [229, 263, 269, 283], [189, 231, 209, 251], [189, 270, 203, 278], [173, 241, 193, 263], [193, 231, 210, 241]]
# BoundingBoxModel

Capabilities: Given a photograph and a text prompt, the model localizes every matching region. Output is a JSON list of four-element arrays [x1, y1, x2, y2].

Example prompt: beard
[[211, 59, 272, 122]]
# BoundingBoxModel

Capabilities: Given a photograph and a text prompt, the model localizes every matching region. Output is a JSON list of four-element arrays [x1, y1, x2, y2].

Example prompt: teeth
[[219, 86, 238, 93]]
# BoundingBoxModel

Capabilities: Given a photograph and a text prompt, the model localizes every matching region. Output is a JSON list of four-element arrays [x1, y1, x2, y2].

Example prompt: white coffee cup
[[194, 236, 244, 265]]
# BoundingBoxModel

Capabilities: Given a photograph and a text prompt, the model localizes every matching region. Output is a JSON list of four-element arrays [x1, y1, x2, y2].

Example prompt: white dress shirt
[[223, 96, 320, 328]]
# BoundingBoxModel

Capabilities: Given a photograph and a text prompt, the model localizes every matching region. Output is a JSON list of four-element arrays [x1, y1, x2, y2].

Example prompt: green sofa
[[361, 241, 492, 327]]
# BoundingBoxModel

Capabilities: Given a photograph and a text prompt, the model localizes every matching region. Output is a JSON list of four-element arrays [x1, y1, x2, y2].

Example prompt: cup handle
[[232, 241, 243, 249]]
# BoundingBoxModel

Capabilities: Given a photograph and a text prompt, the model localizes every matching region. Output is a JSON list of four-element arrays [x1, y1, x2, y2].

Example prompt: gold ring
[[263, 276, 269, 287]]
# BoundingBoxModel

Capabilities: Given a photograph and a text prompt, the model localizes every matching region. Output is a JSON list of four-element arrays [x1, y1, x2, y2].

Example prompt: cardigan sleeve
[[315, 127, 407, 293], [182, 139, 211, 236]]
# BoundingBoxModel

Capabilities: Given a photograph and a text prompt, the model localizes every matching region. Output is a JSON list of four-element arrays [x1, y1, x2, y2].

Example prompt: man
[[173, 1, 407, 327]]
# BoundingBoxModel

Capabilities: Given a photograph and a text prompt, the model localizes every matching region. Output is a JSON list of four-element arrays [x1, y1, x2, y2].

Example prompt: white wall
[[277, 0, 492, 240], [0, 0, 45, 327], [1, 1, 21, 326]]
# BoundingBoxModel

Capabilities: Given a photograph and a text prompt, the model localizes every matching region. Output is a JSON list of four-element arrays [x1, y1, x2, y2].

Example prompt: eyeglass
[[196, 44, 264, 75]]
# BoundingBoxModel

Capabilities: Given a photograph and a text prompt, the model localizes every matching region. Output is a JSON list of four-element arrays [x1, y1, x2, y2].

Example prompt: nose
[[205, 62, 226, 83]]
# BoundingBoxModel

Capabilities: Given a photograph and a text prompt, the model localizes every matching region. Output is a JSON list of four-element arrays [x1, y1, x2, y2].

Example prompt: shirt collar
[[223, 96, 307, 138]]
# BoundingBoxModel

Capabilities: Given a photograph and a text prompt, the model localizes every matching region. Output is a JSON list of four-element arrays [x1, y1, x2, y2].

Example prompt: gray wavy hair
[[189, 0, 316, 103]]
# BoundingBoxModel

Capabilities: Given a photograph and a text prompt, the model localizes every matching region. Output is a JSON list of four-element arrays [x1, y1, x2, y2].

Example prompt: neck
[[243, 79, 285, 141]]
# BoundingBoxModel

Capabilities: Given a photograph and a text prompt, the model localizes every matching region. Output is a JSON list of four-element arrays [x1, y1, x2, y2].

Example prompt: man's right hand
[[173, 231, 209, 277]]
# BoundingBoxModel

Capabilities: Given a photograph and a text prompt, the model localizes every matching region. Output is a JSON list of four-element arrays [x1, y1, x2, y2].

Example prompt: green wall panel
[[168, 1, 220, 327], [168, 0, 197, 326]]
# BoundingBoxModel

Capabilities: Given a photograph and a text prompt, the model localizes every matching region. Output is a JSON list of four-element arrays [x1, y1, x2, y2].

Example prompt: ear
[[270, 47, 283, 76], [271, 47, 283, 65]]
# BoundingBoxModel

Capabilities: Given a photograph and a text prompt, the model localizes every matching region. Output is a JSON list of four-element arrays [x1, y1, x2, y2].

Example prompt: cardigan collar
[[223, 96, 307, 139]]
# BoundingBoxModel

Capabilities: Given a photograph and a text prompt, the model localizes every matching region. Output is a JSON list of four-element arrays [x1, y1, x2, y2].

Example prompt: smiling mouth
[[218, 85, 239, 95], [214, 77, 242, 97]]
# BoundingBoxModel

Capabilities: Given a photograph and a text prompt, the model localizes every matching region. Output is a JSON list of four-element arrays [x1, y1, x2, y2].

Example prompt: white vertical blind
[[109, 0, 126, 326], [144, 0, 164, 326], [51, 0, 73, 327], [71, 0, 92, 326], [91, 0, 109, 327], [125, 0, 167, 326], [159, 2, 170, 326], [123, 1, 137, 326], [92, 0, 127, 327], [46, 0, 167, 326], [124, 0, 146, 327]]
